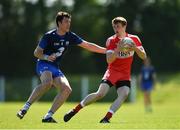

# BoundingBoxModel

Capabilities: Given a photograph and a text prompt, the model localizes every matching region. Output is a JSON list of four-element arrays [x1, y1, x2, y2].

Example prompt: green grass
[[0, 101, 180, 129], [0, 73, 180, 129]]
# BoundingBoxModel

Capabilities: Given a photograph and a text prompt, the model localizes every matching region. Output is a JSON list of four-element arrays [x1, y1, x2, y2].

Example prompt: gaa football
[[122, 37, 133, 45], [120, 37, 134, 51]]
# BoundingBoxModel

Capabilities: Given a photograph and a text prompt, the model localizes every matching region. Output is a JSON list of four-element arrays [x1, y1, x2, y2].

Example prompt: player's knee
[[66, 87, 72, 94], [96, 92, 106, 99], [124, 92, 129, 98], [118, 87, 130, 99], [122, 89, 129, 98], [62, 85, 72, 95]]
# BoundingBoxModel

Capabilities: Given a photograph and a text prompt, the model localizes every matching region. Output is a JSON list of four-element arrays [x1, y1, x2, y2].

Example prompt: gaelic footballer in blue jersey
[[139, 56, 156, 112], [17, 11, 106, 123], [36, 30, 84, 78]]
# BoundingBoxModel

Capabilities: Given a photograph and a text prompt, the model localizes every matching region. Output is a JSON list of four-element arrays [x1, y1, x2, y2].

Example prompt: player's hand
[[125, 42, 136, 51], [116, 40, 127, 52], [47, 53, 56, 62]]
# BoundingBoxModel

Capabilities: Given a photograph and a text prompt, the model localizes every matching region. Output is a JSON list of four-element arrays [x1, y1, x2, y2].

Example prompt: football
[[122, 37, 133, 45], [120, 37, 134, 51]]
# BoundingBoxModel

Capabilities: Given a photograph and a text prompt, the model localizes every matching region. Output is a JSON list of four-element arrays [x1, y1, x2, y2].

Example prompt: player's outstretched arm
[[78, 41, 106, 54]]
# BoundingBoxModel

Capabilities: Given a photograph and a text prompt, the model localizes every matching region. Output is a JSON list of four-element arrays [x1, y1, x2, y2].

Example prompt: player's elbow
[[138, 52, 147, 60], [34, 50, 37, 57], [34, 49, 39, 58], [141, 53, 147, 60]]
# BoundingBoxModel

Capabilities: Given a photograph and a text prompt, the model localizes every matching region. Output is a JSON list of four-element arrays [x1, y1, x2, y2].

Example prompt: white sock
[[22, 102, 31, 111], [108, 109, 114, 114], [44, 110, 54, 119], [80, 101, 85, 107]]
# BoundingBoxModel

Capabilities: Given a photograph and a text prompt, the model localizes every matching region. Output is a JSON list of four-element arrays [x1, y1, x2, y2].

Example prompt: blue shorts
[[141, 81, 153, 92], [36, 61, 64, 78]]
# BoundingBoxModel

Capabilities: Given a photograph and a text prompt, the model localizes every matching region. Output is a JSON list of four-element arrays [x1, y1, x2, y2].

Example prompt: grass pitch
[[0, 74, 180, 129], [0, 100, 180, 129]]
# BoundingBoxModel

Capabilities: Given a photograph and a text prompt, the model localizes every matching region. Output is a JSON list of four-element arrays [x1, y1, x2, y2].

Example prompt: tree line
[[0, 0, 180, 77]]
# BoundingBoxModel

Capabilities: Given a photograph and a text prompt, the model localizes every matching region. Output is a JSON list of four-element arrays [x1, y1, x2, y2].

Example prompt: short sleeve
[[70, 32, 83, 45], [131, 36, 142, 46], [38, 35, 49, 49], [106, 38, 116, 51]]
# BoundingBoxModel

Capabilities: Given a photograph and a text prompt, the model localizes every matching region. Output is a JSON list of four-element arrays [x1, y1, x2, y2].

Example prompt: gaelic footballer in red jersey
[[104, 33, 144, 85], [64, 16, 146, 123]]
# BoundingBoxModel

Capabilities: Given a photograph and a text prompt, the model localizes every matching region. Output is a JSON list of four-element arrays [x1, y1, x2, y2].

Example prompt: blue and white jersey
[[38, 29, 83, 66], [141, 66, 155, 83]]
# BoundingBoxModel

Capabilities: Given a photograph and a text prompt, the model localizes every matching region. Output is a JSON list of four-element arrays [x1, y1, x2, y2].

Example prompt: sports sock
[[22, 102, 31, 111], [104, 110, 114, 120], [73, 103, 83, 113], [44, 110, 54, 119]]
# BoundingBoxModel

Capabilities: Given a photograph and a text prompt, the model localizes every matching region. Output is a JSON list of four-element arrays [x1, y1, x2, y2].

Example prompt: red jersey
[[103, 33, 142, 85]]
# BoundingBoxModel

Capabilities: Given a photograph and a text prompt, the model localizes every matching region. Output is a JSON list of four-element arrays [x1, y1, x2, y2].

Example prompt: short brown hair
[[112, 17, 127, 26], [56, 11, 71, 27]]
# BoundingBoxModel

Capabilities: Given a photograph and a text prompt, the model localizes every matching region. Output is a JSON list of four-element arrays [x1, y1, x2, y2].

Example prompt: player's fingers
[[48, 56, 56, 62], [129, 43, 136, 48], [130, 41, 135, 46], [118, 43, 125, 48], [51, 57, 56, 61]]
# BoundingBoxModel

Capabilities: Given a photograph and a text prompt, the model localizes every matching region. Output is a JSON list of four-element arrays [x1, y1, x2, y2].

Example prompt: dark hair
[[56, 11, 71, 27], [112, 17, 127, 26]]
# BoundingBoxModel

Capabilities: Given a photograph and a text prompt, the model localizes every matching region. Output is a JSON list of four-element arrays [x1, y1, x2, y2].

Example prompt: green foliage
[[141, 0, 180, 72], [0, 0, 180, 77]]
